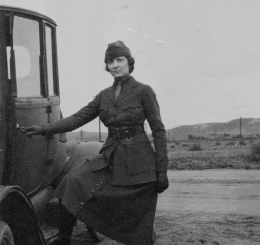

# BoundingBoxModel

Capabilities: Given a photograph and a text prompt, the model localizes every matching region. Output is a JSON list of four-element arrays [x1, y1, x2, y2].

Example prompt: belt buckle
[[126, 136, 132, 141], [113, 128, 120, 139], [126, 127, 132, 141], [122, 126, 132, 141]]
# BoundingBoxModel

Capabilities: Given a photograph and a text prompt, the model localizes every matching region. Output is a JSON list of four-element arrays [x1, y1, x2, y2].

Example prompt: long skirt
[[53, 160, 158, 245]]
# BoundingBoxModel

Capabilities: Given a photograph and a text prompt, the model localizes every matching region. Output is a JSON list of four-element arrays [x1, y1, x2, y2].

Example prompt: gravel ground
[[44, 169, 260, 245]]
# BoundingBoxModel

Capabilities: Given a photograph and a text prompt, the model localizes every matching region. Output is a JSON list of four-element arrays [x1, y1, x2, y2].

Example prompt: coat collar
[[106, 76, 138, 104], [113, 75, 130, 87]]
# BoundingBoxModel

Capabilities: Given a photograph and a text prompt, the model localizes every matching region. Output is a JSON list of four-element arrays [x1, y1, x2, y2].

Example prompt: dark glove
[[157, 172, 169, 194], [21, 125, 47, 137]]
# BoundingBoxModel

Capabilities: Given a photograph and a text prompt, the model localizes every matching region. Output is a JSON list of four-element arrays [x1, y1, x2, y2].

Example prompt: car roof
[[0, 5, 57, 26]]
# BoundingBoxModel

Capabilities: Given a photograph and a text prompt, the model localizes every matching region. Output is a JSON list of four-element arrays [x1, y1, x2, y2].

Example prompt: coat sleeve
[[142, 85, 168, 173], [47, 93, 101, 135]]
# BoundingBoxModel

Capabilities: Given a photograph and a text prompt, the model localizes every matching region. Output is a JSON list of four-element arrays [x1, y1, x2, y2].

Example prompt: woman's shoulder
[[97, 76, 153, 96], [98, 85, 113, 95], [128, 76, 149, 89], [129, 77, 154, 93]]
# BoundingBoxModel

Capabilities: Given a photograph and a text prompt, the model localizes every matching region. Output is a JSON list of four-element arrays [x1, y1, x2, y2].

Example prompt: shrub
[[248, 141, 260, 161], [182, 144, 189, 147], [171, 145, 174, 148], [215, 142, 221, 146], [188, 143, 202, 151]]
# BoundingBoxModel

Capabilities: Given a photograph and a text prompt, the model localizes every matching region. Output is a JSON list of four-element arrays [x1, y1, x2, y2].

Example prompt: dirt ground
[[44, 169, 260, 245], [154, 170, 260, 245]]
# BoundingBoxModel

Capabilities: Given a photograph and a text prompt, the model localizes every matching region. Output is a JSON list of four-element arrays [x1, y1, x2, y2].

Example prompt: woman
[[24, 41, 169, 245]]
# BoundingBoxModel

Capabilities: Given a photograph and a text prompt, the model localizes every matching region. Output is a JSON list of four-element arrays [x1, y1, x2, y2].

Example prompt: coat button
[[80, 202, 84, 206], [100, 181, 103, 185], [91, 189, 95, 193]]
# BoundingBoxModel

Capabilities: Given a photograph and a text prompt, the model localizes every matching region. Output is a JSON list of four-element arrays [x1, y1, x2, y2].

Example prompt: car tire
[[0, 221, 14, 245]]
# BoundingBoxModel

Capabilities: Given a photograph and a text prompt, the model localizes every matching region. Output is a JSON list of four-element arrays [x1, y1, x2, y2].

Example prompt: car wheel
[[0, 221, 14, 245]]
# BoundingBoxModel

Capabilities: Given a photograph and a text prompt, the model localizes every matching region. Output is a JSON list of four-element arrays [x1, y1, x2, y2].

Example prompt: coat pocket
[[123, 102, 144, 123], [90, 154, 109, 171], [122, 134, 156, 175]]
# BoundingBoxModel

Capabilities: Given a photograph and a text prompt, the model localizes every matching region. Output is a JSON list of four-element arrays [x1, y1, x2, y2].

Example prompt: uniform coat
[[49, 76, 168, 244], [49, 75, 168, 186]]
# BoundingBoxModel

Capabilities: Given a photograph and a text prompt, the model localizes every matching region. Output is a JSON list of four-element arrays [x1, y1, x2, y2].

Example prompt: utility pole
[[99, 118, 101, 142], [240, 117, 242, 138], [144, 123, 147, 132], [94, 95, 102, 142]]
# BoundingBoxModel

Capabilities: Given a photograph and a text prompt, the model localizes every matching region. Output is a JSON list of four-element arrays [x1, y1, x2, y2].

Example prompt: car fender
[[0, 185, 45, 245]]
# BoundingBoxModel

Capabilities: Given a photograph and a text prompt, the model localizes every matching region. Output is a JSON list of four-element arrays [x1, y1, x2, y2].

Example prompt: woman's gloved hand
[[157, 172, 169, 193], [22, 125, 47, 137]]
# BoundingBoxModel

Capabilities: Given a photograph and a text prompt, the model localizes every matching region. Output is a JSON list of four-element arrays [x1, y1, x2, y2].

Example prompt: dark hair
[[105, 56, 135, 74]]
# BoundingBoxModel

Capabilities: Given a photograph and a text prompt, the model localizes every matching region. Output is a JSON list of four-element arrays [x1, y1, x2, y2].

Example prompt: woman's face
[[107, 56, 130, 79]]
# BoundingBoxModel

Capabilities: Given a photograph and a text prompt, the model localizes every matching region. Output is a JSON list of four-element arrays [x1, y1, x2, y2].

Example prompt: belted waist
[[108, 125, 145, 139]]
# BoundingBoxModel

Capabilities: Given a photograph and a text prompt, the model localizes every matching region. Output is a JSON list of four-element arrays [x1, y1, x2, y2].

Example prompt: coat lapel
[[106, 86, 116, 104], [116, 77, 138, 103], [116, 83, 132, 103], [105, 76, 138, 104]]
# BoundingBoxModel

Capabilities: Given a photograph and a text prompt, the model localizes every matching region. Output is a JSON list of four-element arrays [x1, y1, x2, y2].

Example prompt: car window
[[12, 16, 41, 97]]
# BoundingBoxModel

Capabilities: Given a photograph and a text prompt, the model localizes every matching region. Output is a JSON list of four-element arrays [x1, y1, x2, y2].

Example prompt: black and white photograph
[[0, 1, 260, 244]]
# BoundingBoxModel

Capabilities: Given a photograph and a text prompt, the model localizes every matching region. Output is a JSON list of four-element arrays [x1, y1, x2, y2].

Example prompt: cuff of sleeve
[[157, 170, 167, 173], [156, 156, 168, 173], [40, 125, 47, 136]]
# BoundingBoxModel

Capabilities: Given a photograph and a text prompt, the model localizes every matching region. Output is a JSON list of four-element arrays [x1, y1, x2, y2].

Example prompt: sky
[[1, 0, 260, 133]]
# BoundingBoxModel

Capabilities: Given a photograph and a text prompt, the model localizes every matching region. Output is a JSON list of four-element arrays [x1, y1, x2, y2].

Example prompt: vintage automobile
[[0, 5, 102, 244]]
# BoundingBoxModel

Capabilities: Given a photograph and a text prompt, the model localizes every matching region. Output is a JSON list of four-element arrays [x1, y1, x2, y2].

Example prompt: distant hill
[[168, 118, 260, 140], [66, 130, 153, 142], [66, 118, 260, 142], [66, 131, 108, 142]]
